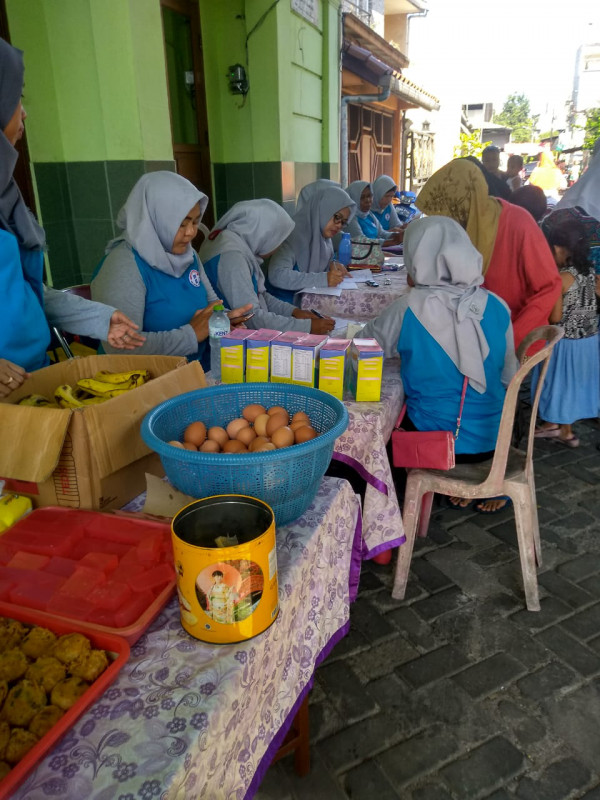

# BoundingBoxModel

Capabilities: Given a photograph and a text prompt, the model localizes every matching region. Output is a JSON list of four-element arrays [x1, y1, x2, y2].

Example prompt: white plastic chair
[[392, 325, 564, 611]]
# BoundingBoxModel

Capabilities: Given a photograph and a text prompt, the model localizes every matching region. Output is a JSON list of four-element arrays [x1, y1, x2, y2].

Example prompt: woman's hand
[[292, 309, 315, 320], [330, 260, 350, 277], [0, 359, 28, 398], [327, 269, 345, 287], [310, 317, 335, 334], [386, 231, 404, 246], [189, 301, 223, 342], [227, 304, 254, 328], [106, 311, 146, 350]]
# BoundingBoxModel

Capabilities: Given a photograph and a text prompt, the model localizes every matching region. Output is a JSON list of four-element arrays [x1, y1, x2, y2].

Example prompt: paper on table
[[299, 286, 343, 297], [346, 269, 373, 282], [338, 278, 358, 290], [384, 256, 404, 267]]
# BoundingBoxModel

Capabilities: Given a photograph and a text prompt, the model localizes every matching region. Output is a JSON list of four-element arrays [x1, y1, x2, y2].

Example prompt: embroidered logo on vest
[[189, 269, 201, 287]]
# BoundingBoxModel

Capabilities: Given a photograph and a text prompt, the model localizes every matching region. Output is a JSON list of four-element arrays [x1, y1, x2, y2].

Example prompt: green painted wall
[[6, 0, 172, 163]]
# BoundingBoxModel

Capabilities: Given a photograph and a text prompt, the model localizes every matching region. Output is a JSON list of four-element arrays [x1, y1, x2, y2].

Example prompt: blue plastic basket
[[141, 383, 349, 526]]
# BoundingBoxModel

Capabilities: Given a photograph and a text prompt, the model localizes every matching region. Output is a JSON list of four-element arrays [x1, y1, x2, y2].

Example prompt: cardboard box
[[318, 338, 351, 400], [270, 331, 304, 384], [0, 355, 206, 511], [220, 329, 254, 384], [245, 329, 281, 383], [350, 338, 384, 401], [292, 334, 328, 388]]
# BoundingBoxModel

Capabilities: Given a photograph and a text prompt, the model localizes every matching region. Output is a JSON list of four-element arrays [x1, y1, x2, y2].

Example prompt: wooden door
[[161, 0, 213, 227], [348, 103, 394, 184]]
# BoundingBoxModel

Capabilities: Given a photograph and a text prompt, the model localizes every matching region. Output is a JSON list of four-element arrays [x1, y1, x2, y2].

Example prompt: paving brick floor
[[255, 415, 600, 800]]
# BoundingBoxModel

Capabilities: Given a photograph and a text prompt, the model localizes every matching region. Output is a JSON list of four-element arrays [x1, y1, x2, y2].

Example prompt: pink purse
[[391, 377, 468, 470]]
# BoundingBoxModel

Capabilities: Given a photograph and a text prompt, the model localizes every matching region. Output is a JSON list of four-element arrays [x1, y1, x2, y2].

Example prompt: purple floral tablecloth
[[334, 362, 405, 558], [13, 478, 361, 800], [300, 271, 408, 320]]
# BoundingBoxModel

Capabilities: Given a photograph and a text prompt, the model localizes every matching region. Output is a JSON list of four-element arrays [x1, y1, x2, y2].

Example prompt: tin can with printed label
[[171, 494, 278, 643]]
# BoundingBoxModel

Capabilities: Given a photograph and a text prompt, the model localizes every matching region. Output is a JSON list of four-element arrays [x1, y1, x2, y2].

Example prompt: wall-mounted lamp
[[228, 64, 249, 95]]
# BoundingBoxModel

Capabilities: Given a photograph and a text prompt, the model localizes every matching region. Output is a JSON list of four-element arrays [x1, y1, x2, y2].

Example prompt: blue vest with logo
[[372, 204, 394, 231], [356, 213, 380, 239]]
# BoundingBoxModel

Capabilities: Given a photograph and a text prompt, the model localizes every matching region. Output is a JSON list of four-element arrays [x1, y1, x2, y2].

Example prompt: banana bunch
[[16, 369, 151, 409]]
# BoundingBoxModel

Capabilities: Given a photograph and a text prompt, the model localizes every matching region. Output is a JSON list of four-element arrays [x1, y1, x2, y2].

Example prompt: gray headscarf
[[0, 38, 45, 250], [372, 175, 397, 211], [106, 171, 208, 278], [556, 143, 600, 221], [296, 179, 340, 214], [200, 199, 294, 293], [404, 216, 490, 393], [287, 185, 356, 273], [346, 180, 371, 219]]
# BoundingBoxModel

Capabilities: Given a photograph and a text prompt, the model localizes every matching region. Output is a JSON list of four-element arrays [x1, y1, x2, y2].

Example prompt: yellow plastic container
[[171, 494, 278, 644], [0, 493, 33, 533]]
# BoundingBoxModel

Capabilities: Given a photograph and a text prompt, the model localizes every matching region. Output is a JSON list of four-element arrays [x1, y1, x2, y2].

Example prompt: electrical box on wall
[[228, 63, 249, 95]]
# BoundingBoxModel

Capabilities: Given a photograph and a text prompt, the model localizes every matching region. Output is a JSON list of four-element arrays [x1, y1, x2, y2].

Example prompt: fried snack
[[4, 728, 38, 764], [25, 656, 66, 694], [29, 705, 64, 738], [51, 676, 89, 711], [0, 719, 9, 759], [70, 649, 109, 683], [20, 627, 57, 660], [0, 649, 28, 683], [0, 620, 27, 652], [2, 679, 47, 727], [51, 633, 91, 667], [0, 761, 10, 780]]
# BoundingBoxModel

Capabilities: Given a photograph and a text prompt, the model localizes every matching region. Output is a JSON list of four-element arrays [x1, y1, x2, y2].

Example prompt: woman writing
[[91, 172, 252, 372], [200, 199, 334, 334], [417, 159, 561, 350], [0, 38, 144, 397], [267, 184, 356, 303], [345, 181, 403, 244]]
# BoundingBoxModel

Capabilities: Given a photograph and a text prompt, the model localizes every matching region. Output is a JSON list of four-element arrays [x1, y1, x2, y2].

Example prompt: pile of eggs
[[168, 403, 319, 454]]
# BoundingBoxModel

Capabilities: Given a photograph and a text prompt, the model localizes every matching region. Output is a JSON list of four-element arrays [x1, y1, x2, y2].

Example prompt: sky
[[407, 0, 599, 123]]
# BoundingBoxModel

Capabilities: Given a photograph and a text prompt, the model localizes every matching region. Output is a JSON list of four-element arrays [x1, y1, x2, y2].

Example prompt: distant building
[[572, 42, 600, 112]]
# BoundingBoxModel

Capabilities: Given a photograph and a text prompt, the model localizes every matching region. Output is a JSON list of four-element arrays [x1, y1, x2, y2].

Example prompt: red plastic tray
[[0, 602, 130, 799], [0, 507, 176, 644]]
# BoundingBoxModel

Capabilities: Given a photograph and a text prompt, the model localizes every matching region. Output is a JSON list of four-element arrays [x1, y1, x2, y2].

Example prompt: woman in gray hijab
[[91, 172, 251, 371], [200, 199, 334, 334], [362, 216, 517, 470], [266, 184, 356, 303], [0, 37, 144, 396], [346, 180, 403, 243], [371, 175, 403, 231]]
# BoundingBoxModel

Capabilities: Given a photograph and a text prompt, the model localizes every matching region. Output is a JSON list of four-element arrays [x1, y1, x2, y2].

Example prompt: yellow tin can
[[171, 494, 279, 644]]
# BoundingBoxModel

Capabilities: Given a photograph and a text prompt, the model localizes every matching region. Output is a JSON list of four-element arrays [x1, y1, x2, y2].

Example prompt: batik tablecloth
[[13, 478, 361, 800], [299, 270, 408, 320], [334, 362, 405, 559]]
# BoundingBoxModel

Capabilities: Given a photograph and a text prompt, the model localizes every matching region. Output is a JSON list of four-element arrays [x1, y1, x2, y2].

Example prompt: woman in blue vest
[[91, 172, 252, 372], [0, 37, 144, 397], [346, 180, 404, 244], [371, 175, 404, 232], [200, 199, 334, 334]]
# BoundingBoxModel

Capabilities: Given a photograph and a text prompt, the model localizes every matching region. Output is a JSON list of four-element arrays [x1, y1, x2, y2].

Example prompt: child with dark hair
[[533, 209, 600, 447], [510, 185, 548, 222]]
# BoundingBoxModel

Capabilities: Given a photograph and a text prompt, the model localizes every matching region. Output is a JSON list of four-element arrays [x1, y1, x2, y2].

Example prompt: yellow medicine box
[[220, 329, 254, 384], [318, 339, 351, 400], [292, 334, 328, 388], [270, 331, 304, 384], [245, 329, 281, 383], [350, 338, 384, 401]]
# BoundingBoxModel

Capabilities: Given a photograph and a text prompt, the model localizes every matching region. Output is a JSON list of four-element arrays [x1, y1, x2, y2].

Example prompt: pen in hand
[[310, 308, 324, 319]]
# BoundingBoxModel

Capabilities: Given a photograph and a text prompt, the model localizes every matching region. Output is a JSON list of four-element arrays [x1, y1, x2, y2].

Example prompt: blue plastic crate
[[141, 383, 349, 526]]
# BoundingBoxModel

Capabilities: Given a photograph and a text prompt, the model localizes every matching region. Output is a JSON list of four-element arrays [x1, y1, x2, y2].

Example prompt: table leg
[[272, 694, 310, 776]]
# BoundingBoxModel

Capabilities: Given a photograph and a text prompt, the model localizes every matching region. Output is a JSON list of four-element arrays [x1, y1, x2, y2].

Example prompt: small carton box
[[350, 338, 384, 401], [318, 338, 351, 400], [270, 331, 304, 384], [292, 334, 328, 388], [245, 329, 281, 383], [0, 354, 206, 511], [220, 329, 254, 384]]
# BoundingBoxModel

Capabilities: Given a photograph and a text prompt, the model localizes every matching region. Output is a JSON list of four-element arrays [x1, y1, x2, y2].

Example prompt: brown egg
[[267, 405, 288, 417], [291, 411, 310, 424], [207, 426, 229, 448], [249, 436, 271, 452], [290, 420, 309, 432], [271, 426, 294, 449], [184, 421, 207, 447], [242, 404, 266, 422], [253, 441, 276, 452], [226, 417, 249, 439], [294, 426, 317, 444], [167, 440, 185, 449], [182, 442, 198, 451], [236, 426, 257, 446], [253, 413, 271, 437], [266, 412, 289, 437], [199, 439, 220, 453], [222, 439, 247, 453]]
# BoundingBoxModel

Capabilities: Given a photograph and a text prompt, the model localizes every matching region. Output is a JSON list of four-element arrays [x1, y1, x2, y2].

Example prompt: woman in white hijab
[[371, 175, 403, 232], [346, 180, 403, 243], [362, 216, 517, 473], [199, 199, 334, 334], [91, 172, 251, 371], [267, 184, 356, 303]]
